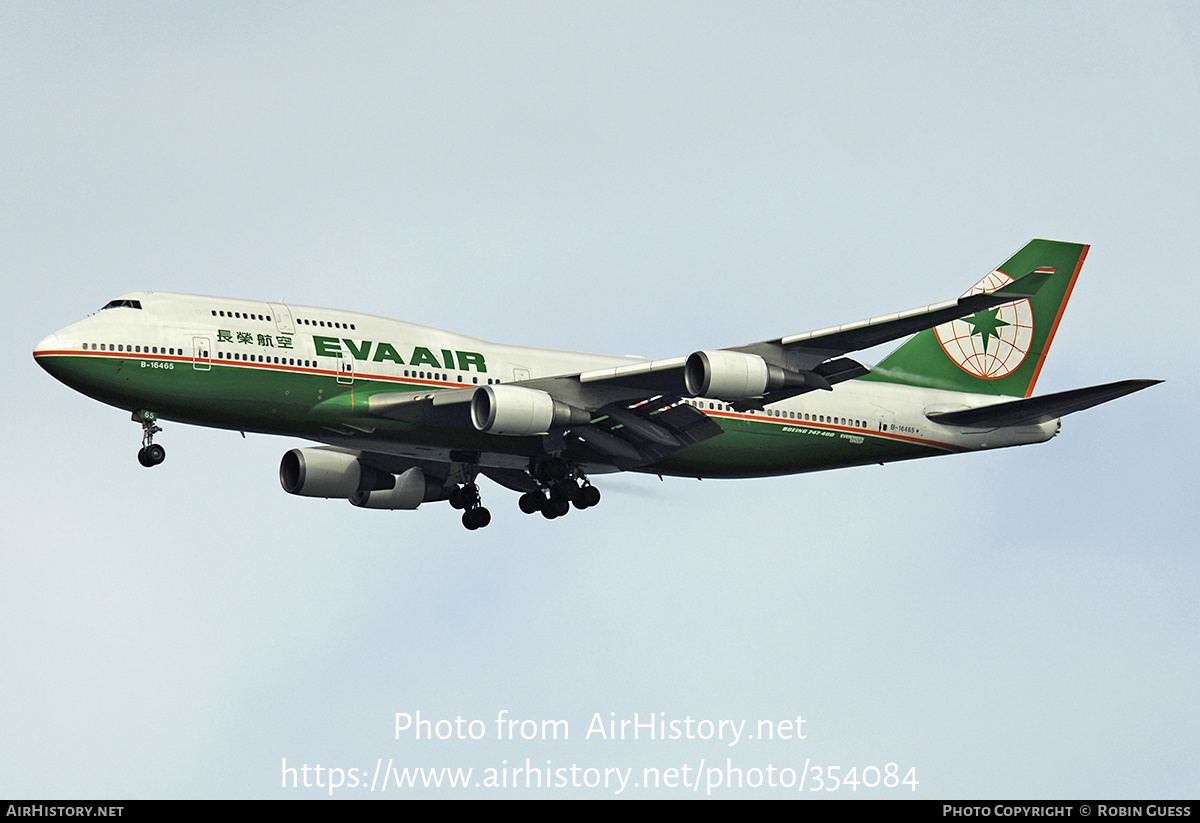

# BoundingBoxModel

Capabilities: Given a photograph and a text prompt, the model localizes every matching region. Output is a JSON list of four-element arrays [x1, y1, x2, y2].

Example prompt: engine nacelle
[[685, 350, 771, 398], [684, 350, 821, 399], [471, 384, 590, 435], [351, 467, 445, 510], [279, 448, 390, 498]]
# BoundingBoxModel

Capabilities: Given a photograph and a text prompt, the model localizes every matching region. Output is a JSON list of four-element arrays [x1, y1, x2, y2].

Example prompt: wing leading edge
[[574, 266, 1055, 405], [361, 265, 1062, 464]]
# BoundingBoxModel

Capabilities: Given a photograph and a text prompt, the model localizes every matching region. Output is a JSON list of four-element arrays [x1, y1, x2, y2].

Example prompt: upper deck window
[[100, 299, 142, 311]]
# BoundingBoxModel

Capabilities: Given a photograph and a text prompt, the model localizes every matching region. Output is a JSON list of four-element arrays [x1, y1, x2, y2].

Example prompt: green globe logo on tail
[[934, 269, 1038, 379]]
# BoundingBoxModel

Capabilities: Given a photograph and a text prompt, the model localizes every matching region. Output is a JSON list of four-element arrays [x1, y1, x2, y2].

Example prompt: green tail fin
[[863, 239, 1088, 397]]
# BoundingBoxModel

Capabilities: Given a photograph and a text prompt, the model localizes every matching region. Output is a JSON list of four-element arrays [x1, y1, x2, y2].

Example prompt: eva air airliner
[[34, 240, 1157, 530]]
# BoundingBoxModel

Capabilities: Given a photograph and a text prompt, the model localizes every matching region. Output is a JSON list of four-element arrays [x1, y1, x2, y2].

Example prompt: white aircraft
[[34, 240, 1157, 529]]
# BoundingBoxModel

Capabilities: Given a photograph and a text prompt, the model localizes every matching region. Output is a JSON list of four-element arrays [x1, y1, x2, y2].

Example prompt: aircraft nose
[[34, 332, 61, 357]]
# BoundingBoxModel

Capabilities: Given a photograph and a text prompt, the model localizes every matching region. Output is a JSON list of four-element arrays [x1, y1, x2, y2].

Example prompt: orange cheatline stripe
[[39, 350, 966, 453], [702, 409, 962, 452], [33, 349, 474, 389]]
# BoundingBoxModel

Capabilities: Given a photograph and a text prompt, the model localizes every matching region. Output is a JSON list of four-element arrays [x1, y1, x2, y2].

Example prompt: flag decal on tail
[[934, 268, 1044, 379]]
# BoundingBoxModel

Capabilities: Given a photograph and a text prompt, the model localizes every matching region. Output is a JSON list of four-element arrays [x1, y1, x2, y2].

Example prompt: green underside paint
[[649, 413, 945, 478], [40, 353, 949, 477], [42, 353, 530, 452]]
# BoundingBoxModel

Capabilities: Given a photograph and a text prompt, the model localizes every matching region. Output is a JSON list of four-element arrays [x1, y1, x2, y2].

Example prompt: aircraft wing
[[362, 268, 1058, 469], [367, 387, 477, 428], [732, 267, 1056, 370], [567, 267, 1056, 408]]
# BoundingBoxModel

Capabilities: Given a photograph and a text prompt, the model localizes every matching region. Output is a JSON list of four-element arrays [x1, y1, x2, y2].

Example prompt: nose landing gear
[[133, 410, 165, 467]]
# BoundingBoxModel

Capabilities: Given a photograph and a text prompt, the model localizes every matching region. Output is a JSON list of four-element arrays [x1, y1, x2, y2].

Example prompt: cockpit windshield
[[100, 299, 142, 311]]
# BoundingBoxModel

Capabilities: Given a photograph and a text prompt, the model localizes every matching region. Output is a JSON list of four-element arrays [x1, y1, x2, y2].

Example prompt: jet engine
[[684, 350, 771, 398], [281, 449, 447, 509], [279, 448, 391, 498], [351, 467, 446, 510], [470, 384, 590, 435], [684, 350, 821, 399]]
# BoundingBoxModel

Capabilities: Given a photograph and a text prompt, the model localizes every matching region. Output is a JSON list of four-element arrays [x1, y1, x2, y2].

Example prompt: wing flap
[[568, 396, 723, 470]]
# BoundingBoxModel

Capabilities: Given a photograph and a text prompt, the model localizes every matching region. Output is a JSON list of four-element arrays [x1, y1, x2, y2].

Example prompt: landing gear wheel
[[143, 444, 165, 466], [462, 506, 491, 530], [526, 457, 602, 519], [452, 465, 491, 530]]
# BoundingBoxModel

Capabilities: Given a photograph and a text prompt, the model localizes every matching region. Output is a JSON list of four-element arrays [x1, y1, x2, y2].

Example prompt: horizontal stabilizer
[[926, 379, 1161, 428]]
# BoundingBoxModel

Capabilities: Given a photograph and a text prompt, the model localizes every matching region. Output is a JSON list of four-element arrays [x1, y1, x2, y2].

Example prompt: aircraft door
[[192, 336, 211, 371], [872, 405, 895, 434], [269, 303, 295, 335], [337, 357, 354, 385]]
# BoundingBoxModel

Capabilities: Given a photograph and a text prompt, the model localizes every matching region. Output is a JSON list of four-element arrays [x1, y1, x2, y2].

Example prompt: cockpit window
[[100, 299, 142, 310]]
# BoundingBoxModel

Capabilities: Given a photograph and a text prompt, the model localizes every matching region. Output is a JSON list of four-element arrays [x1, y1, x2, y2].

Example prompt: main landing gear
[[448, 457, 602, 529], [518, 457, 601, 520], [133, 409, 165, 468], [449, 479, 492, 531]]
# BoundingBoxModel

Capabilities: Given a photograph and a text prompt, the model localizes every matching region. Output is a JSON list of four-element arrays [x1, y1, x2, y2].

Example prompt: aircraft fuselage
[[34, 291, 1057, 480]]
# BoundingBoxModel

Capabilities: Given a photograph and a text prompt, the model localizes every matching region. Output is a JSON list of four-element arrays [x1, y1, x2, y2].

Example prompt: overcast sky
[[3, 2, 1197, 798]]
